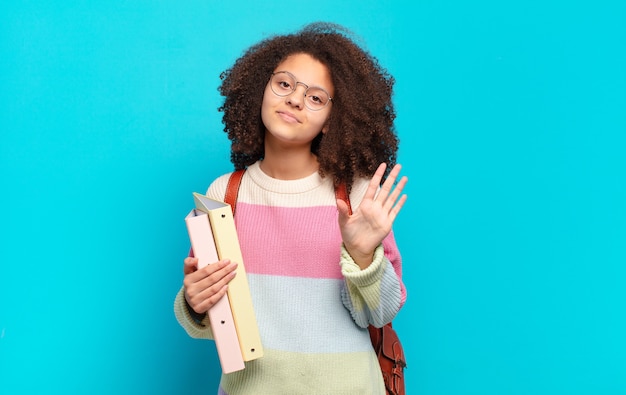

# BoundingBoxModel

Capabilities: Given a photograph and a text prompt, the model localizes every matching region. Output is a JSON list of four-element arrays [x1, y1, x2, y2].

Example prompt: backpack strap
[[225, 169, 246, 215], [334, 181, 352, 215]]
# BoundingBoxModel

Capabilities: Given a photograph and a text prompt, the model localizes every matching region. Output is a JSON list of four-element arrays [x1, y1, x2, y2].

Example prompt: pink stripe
[[382, 231, 408, 305], [235, 203, 344, 279]]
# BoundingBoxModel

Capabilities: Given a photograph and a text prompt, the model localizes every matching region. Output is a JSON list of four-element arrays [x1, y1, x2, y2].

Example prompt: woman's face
[[261, 53, 334, 150]]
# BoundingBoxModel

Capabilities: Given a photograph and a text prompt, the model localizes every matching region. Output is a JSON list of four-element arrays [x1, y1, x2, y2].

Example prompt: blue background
[[1, 1, 625, 394]]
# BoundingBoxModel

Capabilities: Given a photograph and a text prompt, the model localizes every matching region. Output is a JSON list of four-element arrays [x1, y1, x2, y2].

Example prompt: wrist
[[344, 245, 375, 269], [184, 290, 207, 325], [340, 244, 386, 284]]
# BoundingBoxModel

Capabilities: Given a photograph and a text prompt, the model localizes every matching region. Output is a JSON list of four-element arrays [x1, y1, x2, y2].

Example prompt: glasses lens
[[271, 72, 295, 96], [304, 87, 330, 111]]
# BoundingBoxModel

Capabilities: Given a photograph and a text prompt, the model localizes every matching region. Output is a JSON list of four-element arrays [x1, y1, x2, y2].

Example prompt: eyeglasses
[[269, 71, 333, 111]]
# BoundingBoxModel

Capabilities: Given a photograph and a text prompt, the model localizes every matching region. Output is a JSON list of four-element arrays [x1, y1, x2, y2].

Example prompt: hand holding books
[[184, 195, 264, 374]]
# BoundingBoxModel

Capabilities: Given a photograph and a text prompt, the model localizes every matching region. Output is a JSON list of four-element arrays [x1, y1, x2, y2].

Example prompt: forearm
[[173, 287, 214, 339]]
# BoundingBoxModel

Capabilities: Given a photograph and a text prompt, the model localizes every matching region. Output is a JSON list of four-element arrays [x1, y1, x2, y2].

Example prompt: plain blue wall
[[1, 1, 625, 394]]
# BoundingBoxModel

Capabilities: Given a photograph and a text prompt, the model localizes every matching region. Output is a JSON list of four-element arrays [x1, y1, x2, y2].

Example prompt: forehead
[[274, 53, 333, 92]]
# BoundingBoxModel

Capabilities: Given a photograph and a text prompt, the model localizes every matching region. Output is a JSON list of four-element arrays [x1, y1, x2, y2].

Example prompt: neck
[[260, 144, 319, 180]]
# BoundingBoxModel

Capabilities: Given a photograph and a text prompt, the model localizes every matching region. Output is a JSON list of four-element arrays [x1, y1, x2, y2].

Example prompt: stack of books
[[185, 193, 263, 373]]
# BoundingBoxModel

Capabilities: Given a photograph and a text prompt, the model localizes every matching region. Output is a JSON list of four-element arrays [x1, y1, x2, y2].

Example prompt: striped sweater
[[174, 161, 406, 395]]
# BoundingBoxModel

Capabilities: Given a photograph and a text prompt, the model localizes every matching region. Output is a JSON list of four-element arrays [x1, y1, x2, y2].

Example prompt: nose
[[285, 82, 308, 109]]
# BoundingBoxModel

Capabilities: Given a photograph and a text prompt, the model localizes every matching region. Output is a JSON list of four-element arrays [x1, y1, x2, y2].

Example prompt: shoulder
[[205, 164, 257, 202], [206, 172, 235, 201]]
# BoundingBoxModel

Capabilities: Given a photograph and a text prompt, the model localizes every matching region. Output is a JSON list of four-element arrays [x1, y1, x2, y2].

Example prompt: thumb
[[336, 199, 351, 226]]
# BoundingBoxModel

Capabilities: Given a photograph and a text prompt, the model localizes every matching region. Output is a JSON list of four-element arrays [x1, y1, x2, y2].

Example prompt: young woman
[[174, 22, 408, 395]]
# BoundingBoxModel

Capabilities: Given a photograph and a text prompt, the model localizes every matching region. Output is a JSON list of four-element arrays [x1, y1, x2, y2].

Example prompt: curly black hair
[[218, 22, 398, 191]]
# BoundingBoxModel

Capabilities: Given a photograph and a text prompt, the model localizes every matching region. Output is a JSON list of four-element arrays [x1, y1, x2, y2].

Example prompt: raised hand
[[337, 163, 408, 269]]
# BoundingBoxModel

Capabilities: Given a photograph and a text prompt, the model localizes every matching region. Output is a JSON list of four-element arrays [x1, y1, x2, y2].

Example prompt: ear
[[322, 119, 331, 134]]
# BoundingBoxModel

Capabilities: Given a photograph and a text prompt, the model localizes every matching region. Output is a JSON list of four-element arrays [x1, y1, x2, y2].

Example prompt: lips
[[277, 110, 301, 123]]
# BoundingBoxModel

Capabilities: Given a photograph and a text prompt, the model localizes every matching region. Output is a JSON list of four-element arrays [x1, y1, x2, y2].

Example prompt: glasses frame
[[269, 71, 333, 111]]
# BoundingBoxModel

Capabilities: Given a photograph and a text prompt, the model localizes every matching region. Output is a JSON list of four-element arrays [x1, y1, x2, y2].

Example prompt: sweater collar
[[247, 161, 330, 194]]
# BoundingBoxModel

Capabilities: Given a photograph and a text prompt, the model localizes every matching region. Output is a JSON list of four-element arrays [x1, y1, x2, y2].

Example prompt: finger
[[383, 175, 408, 213], [198, 260, 237, 287], [377, 163, 402, 202], [192, 268, 237, 312], [336, 199, 351, 226], [185, 258, 231, 286], [388, 193, 408, 223], [183, 257, 199, 275], [197, 260, 236, 283], [365, 163, 387, 200], [194, 284, 230, 314], [185, 261, 237, 309]]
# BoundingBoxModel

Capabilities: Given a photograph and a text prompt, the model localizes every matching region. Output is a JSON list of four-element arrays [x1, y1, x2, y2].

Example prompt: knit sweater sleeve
[[173, 286, 214, 339], [339, 179, 406, 328], [340, 240, 403, 328]]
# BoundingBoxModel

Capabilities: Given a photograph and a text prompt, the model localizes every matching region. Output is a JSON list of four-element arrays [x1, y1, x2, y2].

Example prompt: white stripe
[[248, 274, 372, 353]]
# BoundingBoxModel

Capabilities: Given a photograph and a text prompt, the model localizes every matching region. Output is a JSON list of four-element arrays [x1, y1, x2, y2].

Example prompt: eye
[[278, 80, 292, 90], [305, 88, 329, 108], [308, 94, 323, 104]]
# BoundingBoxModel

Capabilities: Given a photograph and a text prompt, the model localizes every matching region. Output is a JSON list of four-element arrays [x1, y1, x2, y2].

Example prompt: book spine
[[207, 206, 264, 361], [185, 209, 245, 373]]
